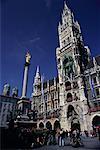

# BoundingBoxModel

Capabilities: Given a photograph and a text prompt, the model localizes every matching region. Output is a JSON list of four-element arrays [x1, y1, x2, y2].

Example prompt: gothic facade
[[31, 2, 100, 133]]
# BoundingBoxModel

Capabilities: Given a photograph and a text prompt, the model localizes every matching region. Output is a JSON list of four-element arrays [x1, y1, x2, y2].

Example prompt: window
[[49, 79, 54, 86], [96, 89, 99, 96], [51, 93, 54, 100], [73, 81, 78, 89], [67, 93, 73, 102], [44, 95, 47, 101], [43, 82, 47, 89], [55, 92, 57, 99], [94, 103, 97, 107], [67, 37, 70, 43], [41, 105, 43, 112], [64, 40, 66, 45], [65, 81, 71, 91], [93, 77, 97, 84], [0, 103, 2, 110]]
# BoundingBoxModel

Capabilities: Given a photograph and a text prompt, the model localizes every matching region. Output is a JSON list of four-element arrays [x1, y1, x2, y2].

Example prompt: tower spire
[[36, 65, 40, 78], [31, 66, 41, 97], [64, 0, 69, 10]]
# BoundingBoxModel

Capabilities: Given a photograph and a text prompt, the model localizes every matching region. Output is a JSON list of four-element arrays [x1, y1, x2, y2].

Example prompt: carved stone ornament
[[26, 52, 31, 63], [63, 55, 74, 77]]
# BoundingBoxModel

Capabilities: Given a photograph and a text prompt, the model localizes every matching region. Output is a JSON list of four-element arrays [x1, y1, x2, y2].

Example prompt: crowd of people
[[1, 121, 100, 149]]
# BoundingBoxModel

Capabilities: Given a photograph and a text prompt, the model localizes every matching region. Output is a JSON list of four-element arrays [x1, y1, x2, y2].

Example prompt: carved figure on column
[[63, 55, 74, 78], [26, 52, 31, 64]]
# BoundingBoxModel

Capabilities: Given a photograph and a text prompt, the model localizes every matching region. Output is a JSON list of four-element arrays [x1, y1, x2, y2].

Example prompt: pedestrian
[[65, 130, 68, 138], [98, 127, 100, 141], [59, 129, 64, 146]]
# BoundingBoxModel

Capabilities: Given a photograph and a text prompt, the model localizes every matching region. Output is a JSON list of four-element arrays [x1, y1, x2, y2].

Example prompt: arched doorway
[[92, 115, 100, 128], [46, 121, 52, 130], [39, 122, 44, 129], [92, 115, 100, 134], [71, 118, 80, 131], [67, 105, 80, 130], [54, 120, 61, 130]]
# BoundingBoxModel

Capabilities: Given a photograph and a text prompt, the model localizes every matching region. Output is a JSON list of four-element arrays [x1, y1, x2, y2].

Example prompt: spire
[[64, 0, 69, 10], [34, 66, 41, 85], [36, 65, 40, 78], [93, 57, 97, 67], [62, 0, 72, 25], [31, 66, 41, 97]]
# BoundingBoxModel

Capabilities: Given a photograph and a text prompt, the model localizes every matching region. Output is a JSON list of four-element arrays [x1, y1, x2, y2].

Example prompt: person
[[98, 127, 100, 141], [84, 130, 89, 137], [35, 137, 42, 148], [47, 132, 53, 145], [65, 130, 68, 138], [58, 129, 65, 146]]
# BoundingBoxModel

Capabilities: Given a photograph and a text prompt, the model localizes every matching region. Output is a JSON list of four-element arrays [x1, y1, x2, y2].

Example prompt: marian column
[[21, 52, 31, 98]]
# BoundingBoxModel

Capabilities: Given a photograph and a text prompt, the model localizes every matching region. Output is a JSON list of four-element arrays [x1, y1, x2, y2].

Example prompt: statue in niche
[[67, 105, 77, 119], [63, 55, 74, 78], [3, 84, 10, 96]]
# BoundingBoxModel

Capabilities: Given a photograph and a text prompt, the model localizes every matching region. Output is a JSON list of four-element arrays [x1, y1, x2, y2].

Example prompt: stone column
[[22, 52, 31, 98]]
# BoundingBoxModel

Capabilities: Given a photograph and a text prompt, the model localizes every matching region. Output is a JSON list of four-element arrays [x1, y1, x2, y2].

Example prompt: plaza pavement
[[33, 137, 100, 150]]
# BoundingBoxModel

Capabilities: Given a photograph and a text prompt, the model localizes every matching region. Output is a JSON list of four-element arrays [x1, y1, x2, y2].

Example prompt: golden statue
[[26, 52, 31, 63]]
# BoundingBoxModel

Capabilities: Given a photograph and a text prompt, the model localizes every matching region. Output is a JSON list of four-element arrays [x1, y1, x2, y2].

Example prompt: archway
[[39, 122, 44, 129], [92, 115, 100, 128], [67, 105, 79, 130], [71, 118, 80, 131], [54, 120, 61, 130], [46, 121, 52, 130]]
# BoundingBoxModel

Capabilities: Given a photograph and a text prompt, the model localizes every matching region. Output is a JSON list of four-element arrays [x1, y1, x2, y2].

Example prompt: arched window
[[39, 122, 44, 129], [46, 121, 52, 130], [65, 81, 71, 91], [67, 93, 73, 102], [54, 120, 61, 130], [92, 115, 100, 128]]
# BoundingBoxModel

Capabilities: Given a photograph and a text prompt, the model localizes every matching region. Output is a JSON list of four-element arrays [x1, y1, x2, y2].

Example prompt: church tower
[[56, 1, 90, 131], [32, 66, 41, 96]]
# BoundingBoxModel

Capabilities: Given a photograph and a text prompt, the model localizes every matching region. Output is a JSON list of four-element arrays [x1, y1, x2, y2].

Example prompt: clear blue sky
[[1, 0, 100, 98]]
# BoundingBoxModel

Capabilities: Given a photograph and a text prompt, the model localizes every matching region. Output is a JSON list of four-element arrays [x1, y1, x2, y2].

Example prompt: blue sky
[[1, 0, 100, 98]]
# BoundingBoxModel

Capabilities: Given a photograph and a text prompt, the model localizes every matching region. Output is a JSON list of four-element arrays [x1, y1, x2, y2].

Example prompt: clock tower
[[56, 1, 90, 131]]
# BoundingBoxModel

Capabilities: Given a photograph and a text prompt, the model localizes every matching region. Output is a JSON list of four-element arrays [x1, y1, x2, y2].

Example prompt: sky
[[1, 0, 100, 98]]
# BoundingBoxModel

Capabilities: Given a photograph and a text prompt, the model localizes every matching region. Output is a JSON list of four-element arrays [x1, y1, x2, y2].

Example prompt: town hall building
[[31, 2, 100, 133]]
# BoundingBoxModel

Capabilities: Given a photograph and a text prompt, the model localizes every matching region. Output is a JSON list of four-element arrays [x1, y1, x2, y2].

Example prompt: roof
[[86, 60, 94, 69], [0, 94, 20, 101], [95, 55, 100, 66]]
